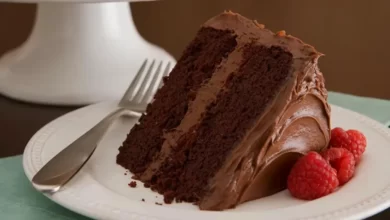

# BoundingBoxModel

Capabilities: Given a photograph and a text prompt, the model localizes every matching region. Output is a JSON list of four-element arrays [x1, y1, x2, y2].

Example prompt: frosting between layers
[[140, 39, 242, 181]]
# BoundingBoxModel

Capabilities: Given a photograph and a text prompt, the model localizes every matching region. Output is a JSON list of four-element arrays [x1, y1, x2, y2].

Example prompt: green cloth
[[1, 92, 389, 220], [0, 156, 90, 220], [328, 92, 390, 126]]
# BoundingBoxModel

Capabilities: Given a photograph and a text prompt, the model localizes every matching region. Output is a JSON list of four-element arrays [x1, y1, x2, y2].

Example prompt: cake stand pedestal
[[0, 1, 176, 105]]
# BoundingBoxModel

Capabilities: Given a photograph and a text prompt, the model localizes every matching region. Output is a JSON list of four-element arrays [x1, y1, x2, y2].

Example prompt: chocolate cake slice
[[117, 11, 331, 211]]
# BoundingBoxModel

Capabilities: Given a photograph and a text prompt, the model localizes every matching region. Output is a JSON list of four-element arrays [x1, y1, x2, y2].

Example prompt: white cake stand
[[0, 0, 176, 105]]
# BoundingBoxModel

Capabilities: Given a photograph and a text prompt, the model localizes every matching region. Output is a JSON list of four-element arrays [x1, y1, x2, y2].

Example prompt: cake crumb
[[155, 202, 163, 206], [141, 198, 145, 202], [163, 191, 175, 204], [128, 181, 137, 188]]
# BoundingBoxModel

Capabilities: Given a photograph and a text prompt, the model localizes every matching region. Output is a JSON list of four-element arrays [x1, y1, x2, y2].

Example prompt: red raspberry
[[322, 148, 355, 185], [345, 130, 367, 163], [329, 127, 367, 163], [329, 127, 349, 148], [287, 152, 339, 200]]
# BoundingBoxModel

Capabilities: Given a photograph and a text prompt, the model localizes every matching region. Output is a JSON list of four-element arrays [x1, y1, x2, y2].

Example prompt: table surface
[[1, 94, 389, 220]]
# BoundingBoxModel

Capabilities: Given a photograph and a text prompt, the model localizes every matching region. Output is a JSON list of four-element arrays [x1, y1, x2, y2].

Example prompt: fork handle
[[32, 107, 141, 192]]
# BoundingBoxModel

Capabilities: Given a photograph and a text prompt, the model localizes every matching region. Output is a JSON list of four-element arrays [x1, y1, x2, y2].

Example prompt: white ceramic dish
[[23, 102, 390, 220]]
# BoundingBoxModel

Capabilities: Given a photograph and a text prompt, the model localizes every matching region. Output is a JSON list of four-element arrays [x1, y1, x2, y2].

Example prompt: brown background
[[1, 0, 390, 99]]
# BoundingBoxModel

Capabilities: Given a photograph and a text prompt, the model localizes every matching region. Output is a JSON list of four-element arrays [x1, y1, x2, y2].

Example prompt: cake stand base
[[0, 2, 176, 106]]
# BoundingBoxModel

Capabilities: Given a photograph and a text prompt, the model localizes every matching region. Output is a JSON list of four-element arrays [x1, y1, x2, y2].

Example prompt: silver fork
[[32, 59, 171, 193]]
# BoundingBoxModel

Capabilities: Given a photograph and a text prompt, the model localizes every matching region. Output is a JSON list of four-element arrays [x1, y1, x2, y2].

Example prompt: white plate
[[23, 102, 390, 220]]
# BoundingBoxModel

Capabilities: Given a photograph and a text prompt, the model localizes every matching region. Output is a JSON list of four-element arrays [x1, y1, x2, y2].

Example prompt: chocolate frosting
[[140, 11, 331, 210]]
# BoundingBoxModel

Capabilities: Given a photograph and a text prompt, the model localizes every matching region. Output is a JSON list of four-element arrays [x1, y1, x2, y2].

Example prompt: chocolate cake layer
[[117, 27, 237, 175], [117, 11, 331, 211]]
